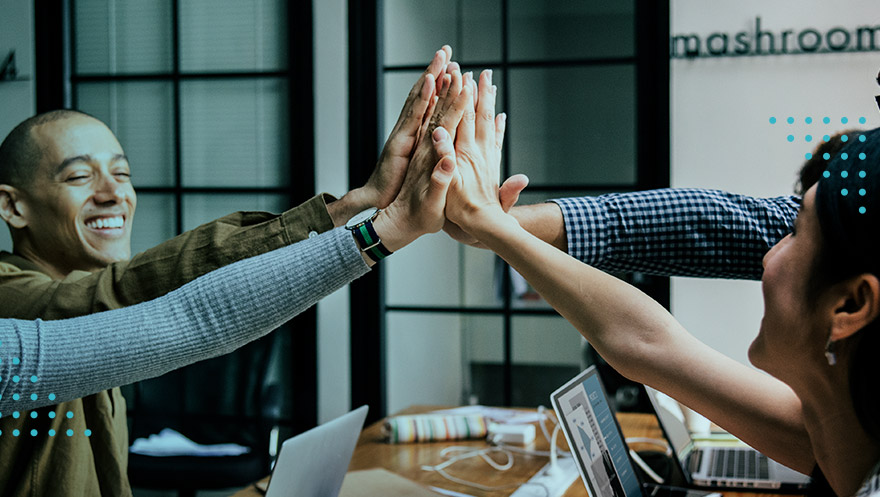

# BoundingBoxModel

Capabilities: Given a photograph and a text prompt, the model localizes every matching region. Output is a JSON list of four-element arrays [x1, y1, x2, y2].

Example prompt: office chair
[[126, 332, 285, 497]]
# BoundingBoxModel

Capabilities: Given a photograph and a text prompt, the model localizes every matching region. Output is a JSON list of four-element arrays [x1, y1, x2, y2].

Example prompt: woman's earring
[[825, 336, 837, 366]]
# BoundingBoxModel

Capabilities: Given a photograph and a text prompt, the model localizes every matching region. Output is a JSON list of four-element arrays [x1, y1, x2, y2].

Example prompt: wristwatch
[[345, 207, 393, 263]]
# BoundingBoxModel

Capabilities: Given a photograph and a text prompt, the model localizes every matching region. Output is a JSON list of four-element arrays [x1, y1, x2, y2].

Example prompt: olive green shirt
[[0, 194, 334, 497]]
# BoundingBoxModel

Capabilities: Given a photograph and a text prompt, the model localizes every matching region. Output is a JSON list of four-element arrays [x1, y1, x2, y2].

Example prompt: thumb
[[432, 126, 456, 160], [424, 154, 455, 213], [499, 174, 529, 212]]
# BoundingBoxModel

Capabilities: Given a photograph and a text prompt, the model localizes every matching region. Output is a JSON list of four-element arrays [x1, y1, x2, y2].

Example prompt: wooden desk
[[233, 406, 797, 497]]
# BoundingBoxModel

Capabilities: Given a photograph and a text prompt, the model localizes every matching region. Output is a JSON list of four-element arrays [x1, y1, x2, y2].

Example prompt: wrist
[[460, 208, 520, 243], [371, 206, 421, 253], [328, 187, 374, 227]]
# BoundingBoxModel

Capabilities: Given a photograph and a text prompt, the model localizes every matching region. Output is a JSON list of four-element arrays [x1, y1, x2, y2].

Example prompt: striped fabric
[[384, 414, 488, 443]]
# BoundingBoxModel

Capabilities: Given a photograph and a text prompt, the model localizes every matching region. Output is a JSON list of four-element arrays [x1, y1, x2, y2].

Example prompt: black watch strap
[[351, 218, 393, 263]]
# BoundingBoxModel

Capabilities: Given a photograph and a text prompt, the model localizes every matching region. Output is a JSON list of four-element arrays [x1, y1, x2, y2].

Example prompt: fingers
[[427, 70, 465, 138], [426, 47, 450, 81], [422, 128, 457, 229], [454, 73, 477, 148], [499, 174, 529, 212], [475, 70, 496, 145], [495, 113, 507, 152], [387, 47, 449, 141]]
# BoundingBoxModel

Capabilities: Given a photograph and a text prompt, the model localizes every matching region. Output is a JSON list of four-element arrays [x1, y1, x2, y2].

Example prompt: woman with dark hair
[[437, 68, 880, 496]]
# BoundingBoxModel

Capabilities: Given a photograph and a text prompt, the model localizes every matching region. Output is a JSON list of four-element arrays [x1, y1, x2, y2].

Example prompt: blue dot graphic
[[842, 117, 849, 124], [823, 135, 831, 142], [770, 117, 777, 124], [66, 429, 74, 437], [30, 376, 37, 383], [12, 357, 19, 365], [66, 411, 74, 419], [12, 394, 19, 401], [823, 153, 831, 160], [860, 170, 867, 178], [12, 376, 19, 383], [842, 171, 849, 178], [860, 117, 867, 124], [48, 412, 56, 419], [823, 171, 831, 178], [861, 135, 867, 142], [823, 117, 831, 124], [84, 429, 92, 437], [29, 412, 37, 419], [48, 429, 56, 437], [805, 135, 813, 142], [787, 117, 795, 124], [861, 153, 867, 160], [860, 189, 867, 196], [842, 135, 849, 142], [48, 393, 56, 401], [842, 189, 849, 196], [30, 429, 37, 437], [842, 153, 849, 160], [860, 206, 867, 214], [787, 135, 794, 142], [806, 117, 813, 124], [30, 394, 36, 401], [13, 430, 19, 437], [805, 153, 813, 160], [12, 412, 19, 419]]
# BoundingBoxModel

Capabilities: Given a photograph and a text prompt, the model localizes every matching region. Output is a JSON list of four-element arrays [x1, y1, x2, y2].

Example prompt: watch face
[[345, 207, 379, 230]]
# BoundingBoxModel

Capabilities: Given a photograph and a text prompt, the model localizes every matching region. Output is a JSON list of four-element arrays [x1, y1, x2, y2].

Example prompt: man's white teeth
[[86, 217, 123, 229]]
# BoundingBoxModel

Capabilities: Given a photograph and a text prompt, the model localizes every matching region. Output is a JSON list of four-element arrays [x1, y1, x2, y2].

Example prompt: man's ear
[[829, 274, 880, 341], [0, 184, 29, 229]]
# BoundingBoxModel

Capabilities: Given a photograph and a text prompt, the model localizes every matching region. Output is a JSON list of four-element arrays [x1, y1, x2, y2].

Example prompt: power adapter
[[488, 422, 536, 445]]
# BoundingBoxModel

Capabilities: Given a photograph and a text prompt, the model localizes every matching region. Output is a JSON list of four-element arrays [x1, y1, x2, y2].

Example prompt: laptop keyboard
[[697, 448, 771, 480]]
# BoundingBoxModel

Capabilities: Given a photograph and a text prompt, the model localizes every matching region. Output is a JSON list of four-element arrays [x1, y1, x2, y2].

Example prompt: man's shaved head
[[0, 109, 94, 188]]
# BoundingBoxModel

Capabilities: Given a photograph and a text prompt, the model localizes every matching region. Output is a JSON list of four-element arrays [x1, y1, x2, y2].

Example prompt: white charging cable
[[624, 437, 672, 484], [421, 407, 567, 495]]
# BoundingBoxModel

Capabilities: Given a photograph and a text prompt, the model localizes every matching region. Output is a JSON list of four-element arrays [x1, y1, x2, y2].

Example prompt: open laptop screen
[[552, 367, 643, 497]]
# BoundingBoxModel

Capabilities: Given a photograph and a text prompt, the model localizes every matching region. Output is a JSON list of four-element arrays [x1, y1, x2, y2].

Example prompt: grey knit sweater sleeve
[[0, 227, 369, 414]]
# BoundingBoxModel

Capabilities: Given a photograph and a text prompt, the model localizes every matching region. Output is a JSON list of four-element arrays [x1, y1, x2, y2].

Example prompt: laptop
[[264, 405, 369, 497], [643, 386, 810, 492], [551, 367, 718, 497]]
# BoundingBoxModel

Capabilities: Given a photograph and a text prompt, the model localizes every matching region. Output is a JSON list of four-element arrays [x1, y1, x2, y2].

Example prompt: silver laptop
[[644, 386, 810, 492], [551, 367, 717, 497], [264, 405, 369, 497]]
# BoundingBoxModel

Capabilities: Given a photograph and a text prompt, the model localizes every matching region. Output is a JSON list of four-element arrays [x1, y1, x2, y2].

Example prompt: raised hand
[[443, 69, 511, 236], [370, 69, 475, 252], [365, 46, 452, 208], [328, 46, 452, 226]]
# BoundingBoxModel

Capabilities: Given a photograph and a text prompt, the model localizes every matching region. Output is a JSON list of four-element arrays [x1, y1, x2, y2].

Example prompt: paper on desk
[[129, 428, 250, 457], [338, 469, 442, 497], [431, 405, 542, 424]]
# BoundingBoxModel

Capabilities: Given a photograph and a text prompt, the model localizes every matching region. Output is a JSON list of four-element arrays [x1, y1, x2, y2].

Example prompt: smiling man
[[0, 112, 136, 279]]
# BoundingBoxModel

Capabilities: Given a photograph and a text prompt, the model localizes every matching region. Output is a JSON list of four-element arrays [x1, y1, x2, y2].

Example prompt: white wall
[[670, 0, 880, 366], [313, 0, 352, 423], [0, 0, 36, 253]]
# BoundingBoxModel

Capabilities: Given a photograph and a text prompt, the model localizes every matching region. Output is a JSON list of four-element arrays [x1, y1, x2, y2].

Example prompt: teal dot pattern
[[0, 341, 70, 436], [772, 116, 869, 214]]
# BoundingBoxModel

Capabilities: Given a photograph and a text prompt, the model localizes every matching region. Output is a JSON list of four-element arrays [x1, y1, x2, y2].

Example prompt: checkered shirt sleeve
[[550, 188, 800, 280]]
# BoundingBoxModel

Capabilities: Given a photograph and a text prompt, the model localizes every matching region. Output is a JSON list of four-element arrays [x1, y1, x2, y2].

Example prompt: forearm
[[550, 189, 799, 280], [508, 203, 568, 251], [0, 228, 369, 413]]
